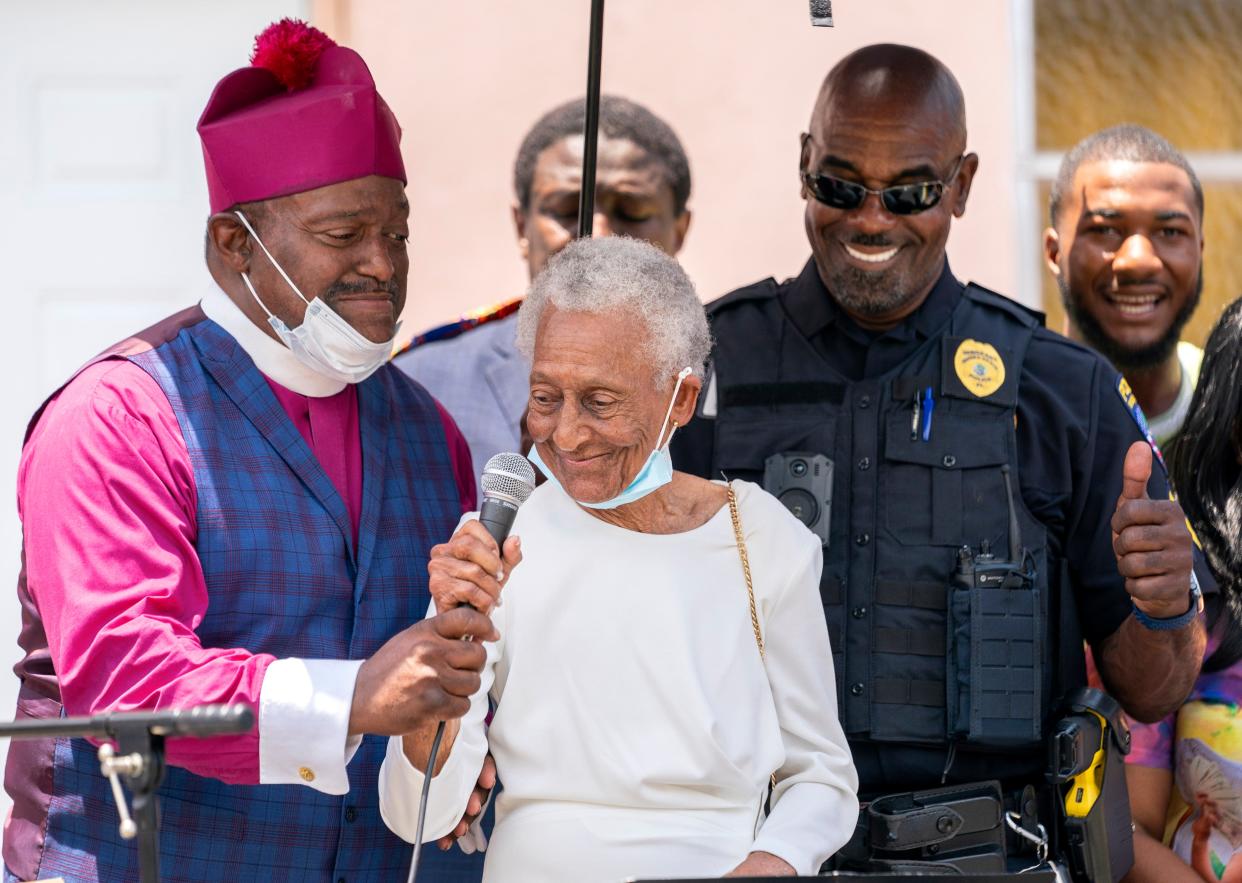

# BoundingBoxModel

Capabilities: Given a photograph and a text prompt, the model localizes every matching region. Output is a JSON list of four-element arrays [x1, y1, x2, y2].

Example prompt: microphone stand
[[0, 704, 254, 883]]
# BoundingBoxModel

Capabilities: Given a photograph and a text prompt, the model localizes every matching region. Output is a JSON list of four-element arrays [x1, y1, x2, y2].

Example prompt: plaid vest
[[14, 315, 474, 882]]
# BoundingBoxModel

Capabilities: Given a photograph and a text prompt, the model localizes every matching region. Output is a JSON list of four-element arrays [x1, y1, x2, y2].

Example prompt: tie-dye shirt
[[1129, 633, 1242, 880]]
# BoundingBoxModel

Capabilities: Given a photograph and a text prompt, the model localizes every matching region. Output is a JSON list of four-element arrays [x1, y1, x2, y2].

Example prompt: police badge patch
[[940, 336, 1017, 405], [954, 338, 1006, 398]]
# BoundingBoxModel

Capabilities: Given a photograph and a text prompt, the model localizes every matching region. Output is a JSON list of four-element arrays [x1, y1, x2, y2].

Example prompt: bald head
[[813, 44, 966, 149], [799, 43, 978, 331]]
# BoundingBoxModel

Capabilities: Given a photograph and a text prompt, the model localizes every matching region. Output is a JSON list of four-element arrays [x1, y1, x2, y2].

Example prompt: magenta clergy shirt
[[17, 357, 475, 784]]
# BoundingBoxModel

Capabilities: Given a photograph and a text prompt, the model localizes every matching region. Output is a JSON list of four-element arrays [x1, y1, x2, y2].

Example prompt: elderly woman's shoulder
[[729, 479, 821, 556]]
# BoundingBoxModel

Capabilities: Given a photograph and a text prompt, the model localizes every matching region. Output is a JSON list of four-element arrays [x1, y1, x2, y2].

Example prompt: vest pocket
[[947, 565, 1043, 747], [869, 579, 949, 742], [882, 412, 1008, 547]]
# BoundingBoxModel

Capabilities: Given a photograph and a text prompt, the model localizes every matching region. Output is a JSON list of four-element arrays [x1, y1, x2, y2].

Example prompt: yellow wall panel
[[1036, 1, 1242, 346], [1036, 0, 1242, 151], [1039, 182, 1242, 348]]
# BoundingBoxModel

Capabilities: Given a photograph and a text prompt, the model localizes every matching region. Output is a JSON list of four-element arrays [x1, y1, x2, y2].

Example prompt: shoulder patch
[[1115, 374, 1168, 474], [1117, 375, 1202, 551], [393, 297, 522, 357], [1113, 373, 1206, 548]]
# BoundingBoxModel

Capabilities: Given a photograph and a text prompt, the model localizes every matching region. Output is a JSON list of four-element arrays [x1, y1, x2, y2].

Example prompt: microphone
[[406, 452, 534, 883], [809, 0, 834, 26], [477, 453, 537, 549]]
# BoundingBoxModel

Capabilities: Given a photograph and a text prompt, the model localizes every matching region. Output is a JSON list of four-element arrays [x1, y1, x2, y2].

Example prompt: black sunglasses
[[801, 155, 965, 216]]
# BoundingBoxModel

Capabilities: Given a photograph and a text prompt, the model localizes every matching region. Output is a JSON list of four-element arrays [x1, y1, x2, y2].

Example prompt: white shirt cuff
[[259, 657, 364, 795]]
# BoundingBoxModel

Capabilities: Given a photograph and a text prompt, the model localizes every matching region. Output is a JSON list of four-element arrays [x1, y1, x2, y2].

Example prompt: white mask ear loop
[[656, 367, 694, 450], [234, 210, 311, 307], [238, 270, 278, 322]]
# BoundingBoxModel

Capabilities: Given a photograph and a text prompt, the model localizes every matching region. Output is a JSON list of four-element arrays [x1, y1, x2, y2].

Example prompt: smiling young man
[[3, 20, 505, 883], [672, 45, 1204, 866], [1045, 125, 1206, 448]]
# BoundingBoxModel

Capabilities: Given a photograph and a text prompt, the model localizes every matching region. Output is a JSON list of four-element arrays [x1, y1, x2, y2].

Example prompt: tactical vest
[[7, 316, 471, 882], [707, 283, 1056, 750]]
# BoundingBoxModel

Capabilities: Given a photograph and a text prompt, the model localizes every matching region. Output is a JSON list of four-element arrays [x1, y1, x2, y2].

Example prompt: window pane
[[1039, 182, 1242, 350], [1036, 0, 1242, 151]]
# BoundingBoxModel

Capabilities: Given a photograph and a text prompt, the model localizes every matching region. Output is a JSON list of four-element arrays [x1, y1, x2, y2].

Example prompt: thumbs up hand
[[1111, 440, 1194, 618]]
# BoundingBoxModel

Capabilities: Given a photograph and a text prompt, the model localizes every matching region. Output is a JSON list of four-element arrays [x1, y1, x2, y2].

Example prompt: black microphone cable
[[405, 721, 446, 883]]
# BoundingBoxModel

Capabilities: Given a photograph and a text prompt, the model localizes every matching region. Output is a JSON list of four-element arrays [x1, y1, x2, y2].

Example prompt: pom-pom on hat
[[197, 19, 405, 213]]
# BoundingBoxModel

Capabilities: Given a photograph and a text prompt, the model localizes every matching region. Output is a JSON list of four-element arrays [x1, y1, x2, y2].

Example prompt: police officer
[[672, 43, 1204, 815]]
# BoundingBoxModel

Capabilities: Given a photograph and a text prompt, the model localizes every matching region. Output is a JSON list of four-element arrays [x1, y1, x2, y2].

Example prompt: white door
[[0, 0, 307, 825]]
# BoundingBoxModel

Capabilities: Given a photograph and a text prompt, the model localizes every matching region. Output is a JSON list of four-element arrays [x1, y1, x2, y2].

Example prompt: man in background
[[1045, 124, 1206, 448], [393, 95, 692, 475]]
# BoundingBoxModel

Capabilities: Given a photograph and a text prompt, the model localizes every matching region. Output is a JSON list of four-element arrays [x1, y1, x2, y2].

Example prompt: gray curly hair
[[515, 236, 711, 385]]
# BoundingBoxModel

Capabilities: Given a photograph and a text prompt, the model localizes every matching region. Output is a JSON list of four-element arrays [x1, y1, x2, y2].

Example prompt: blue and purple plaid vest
[[14, 315, 482, 882]]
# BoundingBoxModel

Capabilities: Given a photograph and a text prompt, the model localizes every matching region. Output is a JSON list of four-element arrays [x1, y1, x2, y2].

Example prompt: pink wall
[[318, 1, 1022, 335]]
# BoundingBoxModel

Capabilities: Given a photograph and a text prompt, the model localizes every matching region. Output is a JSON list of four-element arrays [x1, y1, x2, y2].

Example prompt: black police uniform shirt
[[672, 257, 1185, 797]]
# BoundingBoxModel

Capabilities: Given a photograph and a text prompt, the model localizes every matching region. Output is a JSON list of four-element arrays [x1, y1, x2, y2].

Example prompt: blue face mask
[[528, 367, 692, 510]]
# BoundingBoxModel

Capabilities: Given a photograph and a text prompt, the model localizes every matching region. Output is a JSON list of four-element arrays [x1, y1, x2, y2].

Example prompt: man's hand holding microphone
[[346, 454, 533, 765], [398, 519, 522, 774], [387, 455, 535, 881]]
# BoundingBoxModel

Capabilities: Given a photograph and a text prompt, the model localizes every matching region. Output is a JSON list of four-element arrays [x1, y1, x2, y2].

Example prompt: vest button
[[850, 682, 865, 696], [858, 457, 871, 471], [855, 532, 871, 546], [858, 395, 871, 409], [344, 806, 357, 823], [851, 606, 868, 619], [943, 454, 957, 468]]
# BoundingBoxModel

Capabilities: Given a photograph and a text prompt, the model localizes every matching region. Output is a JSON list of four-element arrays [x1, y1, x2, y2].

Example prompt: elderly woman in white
[[379, 237, 858, 880]]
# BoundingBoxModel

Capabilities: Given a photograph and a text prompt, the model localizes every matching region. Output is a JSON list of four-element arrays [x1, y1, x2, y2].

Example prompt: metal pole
[[110, 722, 166, 883], [0, 703, 253, 741], [576, 0, 606, 238], [0, 705, 251, 883], [0, 716, 116, 739]]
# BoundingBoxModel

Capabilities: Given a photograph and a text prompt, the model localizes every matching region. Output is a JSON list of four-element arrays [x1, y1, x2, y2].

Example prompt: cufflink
[[299, 766, 316, 783]]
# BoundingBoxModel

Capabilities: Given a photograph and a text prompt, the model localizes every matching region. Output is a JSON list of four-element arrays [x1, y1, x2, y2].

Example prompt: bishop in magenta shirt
[[11, 282, 474, 803]]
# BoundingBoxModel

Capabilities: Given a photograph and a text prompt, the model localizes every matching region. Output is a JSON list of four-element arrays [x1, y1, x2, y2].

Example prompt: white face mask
[[234, 210, 398, 385]]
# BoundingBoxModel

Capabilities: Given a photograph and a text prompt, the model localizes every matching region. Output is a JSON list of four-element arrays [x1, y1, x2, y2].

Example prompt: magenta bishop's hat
[[197, 19, 406, 213]]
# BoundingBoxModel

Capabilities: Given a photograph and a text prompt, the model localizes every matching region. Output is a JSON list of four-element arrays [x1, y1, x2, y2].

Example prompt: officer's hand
[[428, 521, 522, 616], [437, 753, 497, 850], [1111, 440, 1193, 619], [348, 607, 498, 737]]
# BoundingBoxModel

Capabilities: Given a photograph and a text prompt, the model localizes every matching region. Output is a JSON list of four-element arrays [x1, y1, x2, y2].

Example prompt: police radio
[[948, 464, 1042, 746], [763, 452, 833, 546], [952, 465, 1031, 590]]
